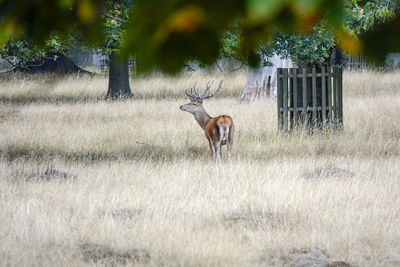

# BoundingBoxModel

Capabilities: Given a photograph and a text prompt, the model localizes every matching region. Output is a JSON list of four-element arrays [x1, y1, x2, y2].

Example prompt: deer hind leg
[[208, 138, 216, 161], [226, 141, 232, 160], [227, 125, 235, 160], [219, 125, 230, 161], [214, 141, 222, 162]]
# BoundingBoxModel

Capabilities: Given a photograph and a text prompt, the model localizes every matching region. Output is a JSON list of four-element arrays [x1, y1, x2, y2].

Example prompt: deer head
[[179, 80, 223, 114]]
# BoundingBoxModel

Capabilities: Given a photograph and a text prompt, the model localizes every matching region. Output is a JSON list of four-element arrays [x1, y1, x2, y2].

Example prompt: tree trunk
[[241, 54, 293, 102], [106, 51, 132, 98], [330, 46, 343, 66]]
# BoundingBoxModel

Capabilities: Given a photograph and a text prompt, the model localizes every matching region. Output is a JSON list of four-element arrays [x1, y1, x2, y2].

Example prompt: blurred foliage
[[0, 0, 105, 45], [0, 0, 104, 68], [362, 14, 400, 63], [346, 0, 398, 34], [123, 0, 348, 72], [0, 0, 132, 68], [350, 0, 400, 63], [0, 0, 399, 71], [0, 36, 69, 68], [102, 0, 132, 55], [221, 0, 398, 66]]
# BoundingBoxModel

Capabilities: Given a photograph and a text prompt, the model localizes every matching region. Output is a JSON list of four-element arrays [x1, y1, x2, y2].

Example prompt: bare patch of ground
[[222, 208, 285, 230], [109, 208, 142, 221], [11, 166, 76, 182], [301, 165, 355, 179], [80, 243, 150, 265]]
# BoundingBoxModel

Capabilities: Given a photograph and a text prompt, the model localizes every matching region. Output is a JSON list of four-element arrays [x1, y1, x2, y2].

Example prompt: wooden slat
[[289, 69, 293, 130], [327, 67, 332, 123], [277, 68, 283, 130], [278, 73, 329, 78], [312, 66, 317, 126], [293, 68, 298, 128], [337, 67, 343, 128], [333, 67, 338, 126], [302, 68, 307, 124], [280, 107, 331, 112], [283, 68, 289, 132], [321, 67, 326, 124]]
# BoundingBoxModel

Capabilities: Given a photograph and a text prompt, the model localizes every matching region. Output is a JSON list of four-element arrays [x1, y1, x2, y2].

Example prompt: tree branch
[[104, 25, 122, 32], [0, 52, 18, 68], [215, 61, 223, 72], [24, 60, 46, 68], [229, 54, 248, 66], [103, 13, 127, 23], [230, 63, 244, 72]]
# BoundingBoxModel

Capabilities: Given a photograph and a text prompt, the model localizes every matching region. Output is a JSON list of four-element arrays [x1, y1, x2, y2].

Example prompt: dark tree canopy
[[1, 0, 399, 72]]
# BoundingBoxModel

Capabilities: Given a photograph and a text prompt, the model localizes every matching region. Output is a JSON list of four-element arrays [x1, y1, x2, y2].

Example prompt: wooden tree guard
[[277, 66, 343, 132]]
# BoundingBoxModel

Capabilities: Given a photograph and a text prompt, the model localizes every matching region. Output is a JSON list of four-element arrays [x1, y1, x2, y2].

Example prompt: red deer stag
[[180, 80, 235, 161]]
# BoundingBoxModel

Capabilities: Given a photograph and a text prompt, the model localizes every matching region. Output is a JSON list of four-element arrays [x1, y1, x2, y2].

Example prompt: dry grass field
[[0, 70, 399, 266]]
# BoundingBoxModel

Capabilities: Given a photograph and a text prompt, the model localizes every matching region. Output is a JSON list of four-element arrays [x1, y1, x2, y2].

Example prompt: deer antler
[[185, 82, 201, 100], [185, 80, 223, 100], [200, 80, 223, 100]]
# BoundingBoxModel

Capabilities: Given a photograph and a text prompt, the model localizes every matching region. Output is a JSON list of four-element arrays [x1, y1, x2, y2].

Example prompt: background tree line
[[0, 0, 399, 97]]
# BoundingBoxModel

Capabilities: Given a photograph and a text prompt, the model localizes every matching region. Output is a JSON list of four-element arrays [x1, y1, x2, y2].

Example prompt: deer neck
[[193, 106, 212, 130]]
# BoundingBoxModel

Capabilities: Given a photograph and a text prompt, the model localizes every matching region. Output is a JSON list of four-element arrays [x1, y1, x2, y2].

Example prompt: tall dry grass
[[0, 71, 244, 103], [0, 69, 399, 266]]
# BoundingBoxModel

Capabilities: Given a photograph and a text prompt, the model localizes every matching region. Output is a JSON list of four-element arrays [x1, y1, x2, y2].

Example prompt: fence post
[[289, 69, 293, 130], [283, 68, 289, 132], [333, 67, 338, 127], [277, 68, 283, 130], [321, 67, 327, 125], [293, 68, 298, 128], [337, 67, 343, 128], [302, 68, 307, 127], [312, 66, 317, 126], [328, 67, 332, 123]]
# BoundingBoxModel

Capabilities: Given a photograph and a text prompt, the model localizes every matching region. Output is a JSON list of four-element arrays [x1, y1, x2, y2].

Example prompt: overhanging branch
[[103, 13, 127, 23], [0, 52, 18, 68]]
